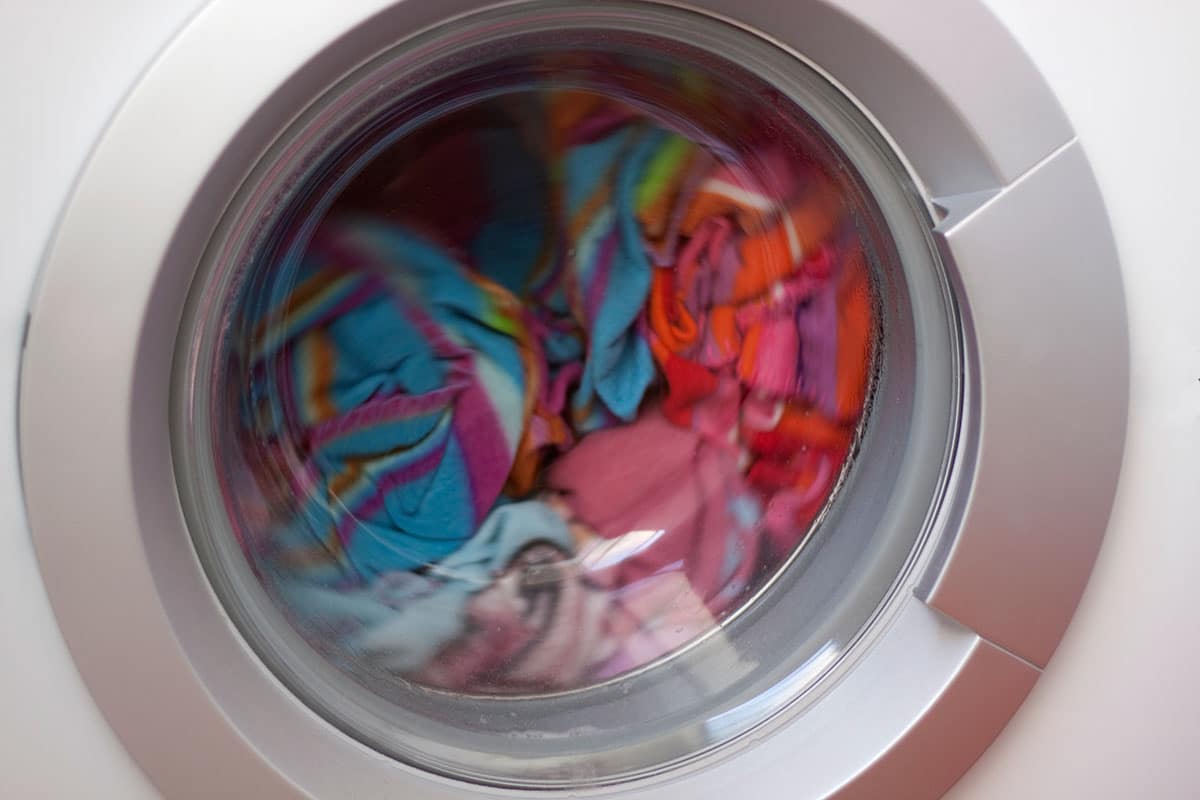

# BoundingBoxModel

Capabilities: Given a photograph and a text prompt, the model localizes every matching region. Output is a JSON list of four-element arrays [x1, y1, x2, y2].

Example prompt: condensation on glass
[[174, 2, 954, 789]]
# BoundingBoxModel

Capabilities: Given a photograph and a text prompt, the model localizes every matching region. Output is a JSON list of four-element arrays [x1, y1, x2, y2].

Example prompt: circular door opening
[[173, 1, 957, 789]]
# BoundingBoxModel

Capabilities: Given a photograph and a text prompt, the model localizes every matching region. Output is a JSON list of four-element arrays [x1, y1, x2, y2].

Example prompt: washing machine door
[[18, 1, 1126, 798]]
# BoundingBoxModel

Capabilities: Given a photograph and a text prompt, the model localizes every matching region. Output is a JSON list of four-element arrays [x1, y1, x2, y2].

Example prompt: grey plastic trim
[[680, 0, 1073, 197], [915, 141, 1129, 667], [16, 0, 1124, 798]]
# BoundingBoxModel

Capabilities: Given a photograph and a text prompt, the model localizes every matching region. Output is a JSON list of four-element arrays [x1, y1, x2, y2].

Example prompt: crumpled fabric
[[412, 492, 718, 692], [275, 500, 574, 672], [243, 224, 534, 581], [242, 109, 693, 582], [416, 562, 716, 692], [273, 494, 719, 691], [236, 85, 875, 692], [641, 144, 872, 542], [546, 403, 762, 616]]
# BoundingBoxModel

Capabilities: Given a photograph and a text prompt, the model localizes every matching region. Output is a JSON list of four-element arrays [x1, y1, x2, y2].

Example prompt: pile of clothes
[[234, 88, 874, 693]]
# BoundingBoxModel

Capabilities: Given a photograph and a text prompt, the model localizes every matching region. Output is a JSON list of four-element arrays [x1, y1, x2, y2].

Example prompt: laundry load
[[232, 85, 875, 694]]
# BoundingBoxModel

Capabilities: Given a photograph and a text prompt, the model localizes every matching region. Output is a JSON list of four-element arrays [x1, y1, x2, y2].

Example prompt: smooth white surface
[[946, 0, 1200, 795], [0, 3, 205, 798], [1, 1, 1197, 799]]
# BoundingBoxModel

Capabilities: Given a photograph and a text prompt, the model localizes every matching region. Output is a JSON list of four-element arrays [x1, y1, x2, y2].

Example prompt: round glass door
[[173, 2, 957, 788]]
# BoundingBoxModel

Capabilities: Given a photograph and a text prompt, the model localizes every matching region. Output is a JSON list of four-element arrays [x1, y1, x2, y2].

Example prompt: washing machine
[[4, 0, 1197, 797]]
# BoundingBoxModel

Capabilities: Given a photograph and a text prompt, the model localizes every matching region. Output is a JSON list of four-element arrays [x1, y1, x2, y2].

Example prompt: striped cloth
[[239, 92, 713, 588], [243, 225, 534, 583]]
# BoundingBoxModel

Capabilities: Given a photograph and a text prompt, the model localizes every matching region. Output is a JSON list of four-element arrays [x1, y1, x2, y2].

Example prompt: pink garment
[[738, 315, 801, 397], [546, 404, 761, 616]]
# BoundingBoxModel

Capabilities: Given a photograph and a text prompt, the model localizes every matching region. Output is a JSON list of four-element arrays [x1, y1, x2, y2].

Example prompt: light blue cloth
[[274, 500, 574, 671]]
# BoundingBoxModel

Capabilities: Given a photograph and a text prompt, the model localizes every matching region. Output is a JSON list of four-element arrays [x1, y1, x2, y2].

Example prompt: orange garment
[[731, 176, 844, 304]]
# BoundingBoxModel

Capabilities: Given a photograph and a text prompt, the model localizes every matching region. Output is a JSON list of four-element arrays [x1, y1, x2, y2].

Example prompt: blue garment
[[244, 224, 531, 583]]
